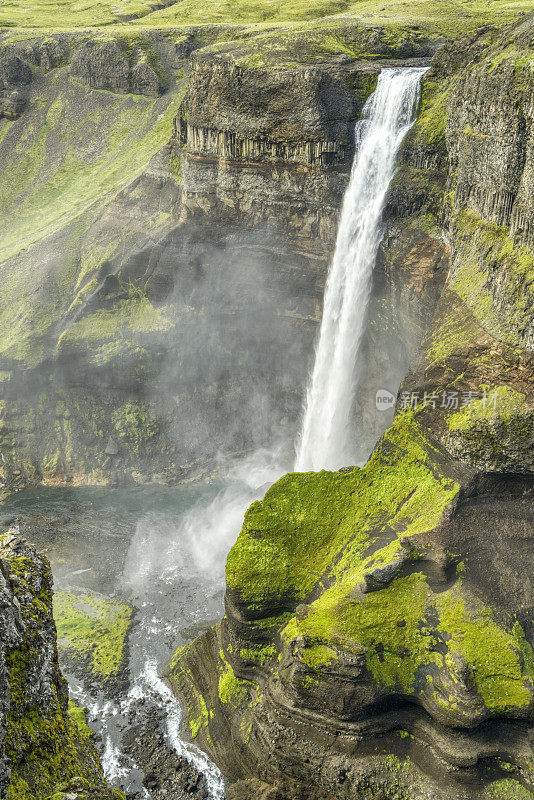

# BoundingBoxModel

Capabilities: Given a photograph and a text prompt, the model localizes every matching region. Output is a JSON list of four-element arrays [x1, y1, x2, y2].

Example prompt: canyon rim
[[0, 1, 533, 799]]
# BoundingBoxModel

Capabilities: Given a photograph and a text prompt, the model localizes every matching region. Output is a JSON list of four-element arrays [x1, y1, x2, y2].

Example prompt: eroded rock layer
[[169, 16, 534, 800]]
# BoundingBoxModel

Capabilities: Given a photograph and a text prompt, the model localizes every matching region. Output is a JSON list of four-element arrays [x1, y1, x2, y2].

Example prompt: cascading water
[[295, 67, 427, 473], [7, 68, 428, 800]]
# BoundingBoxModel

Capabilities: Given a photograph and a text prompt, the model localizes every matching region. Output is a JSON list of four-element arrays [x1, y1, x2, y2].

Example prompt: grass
[[1, 0, 532, 32], [0, 69, 184, 367], [0, 84, 184, 264]]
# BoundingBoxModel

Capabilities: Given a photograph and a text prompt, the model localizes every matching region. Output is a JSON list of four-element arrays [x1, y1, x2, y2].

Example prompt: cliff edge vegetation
[[169, 14, 534, 800]]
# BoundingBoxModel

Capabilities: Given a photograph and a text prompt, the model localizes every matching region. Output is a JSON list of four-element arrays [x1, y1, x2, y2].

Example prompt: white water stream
[[295, 67, 427, 472]]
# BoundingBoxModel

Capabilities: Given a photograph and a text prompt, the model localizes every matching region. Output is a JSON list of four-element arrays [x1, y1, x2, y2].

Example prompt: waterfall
[[295, 67, 427, 473]]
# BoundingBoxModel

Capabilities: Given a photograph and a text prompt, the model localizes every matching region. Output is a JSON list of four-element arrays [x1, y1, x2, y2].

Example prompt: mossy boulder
[[47, 776, 126, 800], [54, 591, 132, 696]]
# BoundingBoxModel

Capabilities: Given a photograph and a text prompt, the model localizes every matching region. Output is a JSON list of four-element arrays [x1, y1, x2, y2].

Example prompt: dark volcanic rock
[[121, 696, 209, 800], [70, 39, 168, 96], [0, 53, 32, 119]]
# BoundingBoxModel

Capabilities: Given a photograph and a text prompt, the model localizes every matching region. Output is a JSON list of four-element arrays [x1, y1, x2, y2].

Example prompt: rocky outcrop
[[70, 38, 168, 96], [0, 36, 71, 119], [0, 53, 32, 119], [170, 16, 534, 800], [0, 530, 122, 799]]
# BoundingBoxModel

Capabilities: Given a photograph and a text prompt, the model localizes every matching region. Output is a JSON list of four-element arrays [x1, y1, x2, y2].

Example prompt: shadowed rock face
[[168, 16, 534, 800], [0, 53, 32, 118]]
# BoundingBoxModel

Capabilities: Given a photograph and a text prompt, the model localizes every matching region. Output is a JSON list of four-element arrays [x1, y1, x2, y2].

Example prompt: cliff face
[[0, 530, 123, 800], [169, 17, 534, 800], [0, 21, 444, 492]]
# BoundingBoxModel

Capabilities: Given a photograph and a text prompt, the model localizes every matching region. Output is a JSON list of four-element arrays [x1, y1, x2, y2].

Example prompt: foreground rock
[[0, 530, 124, 799], [169, 16, 534, 800]]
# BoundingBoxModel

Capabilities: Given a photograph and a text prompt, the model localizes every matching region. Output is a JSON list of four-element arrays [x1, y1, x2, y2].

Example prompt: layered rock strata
[[169, 16, 534, 800], [0, 25, 440, 491]]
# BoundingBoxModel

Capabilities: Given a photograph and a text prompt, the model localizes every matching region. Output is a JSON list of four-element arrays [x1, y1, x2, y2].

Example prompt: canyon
[[0, 2, 533, 799]]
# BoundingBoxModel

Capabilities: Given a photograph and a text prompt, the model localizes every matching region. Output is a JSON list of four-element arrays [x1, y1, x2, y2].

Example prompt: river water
[[1, 445, 285, 798], [1, 482, 230, 798]]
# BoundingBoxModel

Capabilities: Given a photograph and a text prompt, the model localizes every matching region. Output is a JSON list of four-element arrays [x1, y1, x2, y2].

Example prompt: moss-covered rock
[[47, 776, 126, 800], [54, 591, 132, 696], [0, 533, 116, 799]]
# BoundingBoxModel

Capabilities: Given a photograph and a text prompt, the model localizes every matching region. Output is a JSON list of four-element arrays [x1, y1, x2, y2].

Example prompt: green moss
[[437, 593, 533, 713], [111, 401, 159, 453], [218, 650, 253, 705], [291, 574, 440, 691], [239, 644, 278, 664], [47, 778, 127, 800], [444, 385, 533, 468], [426, 294, 485, 366], [228, 411, 459, 610], [189, 693, 209, 738], [54, 591, 132, 680], [447, 386, 528, 432], [415, 78, 450, 144], [301, 643, 338, 670], [1, 551, 104, 799], [227, 403, 533, 711], [168, 642, 211, 740], [512, 622, 534, 677], [290, 575, 534, 710], [450, 209, 534, 345], [67, 701, 94, 741], [485, 779, 534, 799], [58, 297, 171, 351], [74, 242, 119, 294]]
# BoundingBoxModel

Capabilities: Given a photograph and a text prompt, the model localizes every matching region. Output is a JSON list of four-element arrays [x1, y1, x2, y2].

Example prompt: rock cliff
[[169, 16, 534, 800], [0, 530, 124, 799], [0, 19, 447, 492]]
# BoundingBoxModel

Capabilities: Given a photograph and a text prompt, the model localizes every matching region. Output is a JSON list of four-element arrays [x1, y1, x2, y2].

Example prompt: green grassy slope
[[1, 0, 533, 32], [0, 64, 184, 367]]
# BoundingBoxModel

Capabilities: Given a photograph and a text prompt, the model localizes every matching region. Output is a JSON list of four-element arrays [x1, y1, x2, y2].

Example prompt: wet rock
[[121, 696, 209, 800], [105, 437, 119, 456]]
